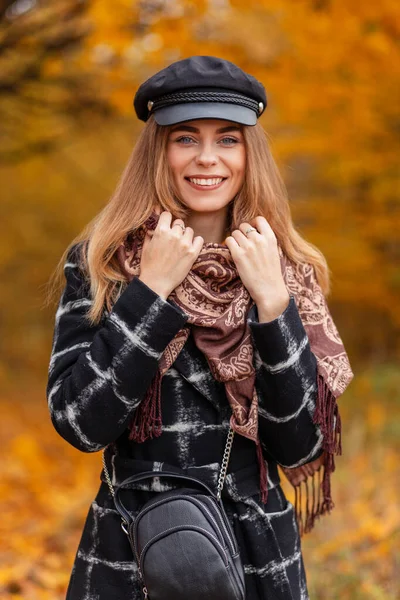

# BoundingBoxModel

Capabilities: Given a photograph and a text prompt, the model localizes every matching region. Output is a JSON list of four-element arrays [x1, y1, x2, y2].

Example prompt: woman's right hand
[[138, 211, 204, 299]]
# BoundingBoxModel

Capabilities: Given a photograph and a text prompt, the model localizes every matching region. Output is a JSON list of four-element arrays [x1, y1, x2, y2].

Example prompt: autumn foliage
[[0, 0, 399, 598]]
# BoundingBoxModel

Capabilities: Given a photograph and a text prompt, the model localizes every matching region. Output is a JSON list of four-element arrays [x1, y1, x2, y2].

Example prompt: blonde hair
[[45, 115, 331, 325]]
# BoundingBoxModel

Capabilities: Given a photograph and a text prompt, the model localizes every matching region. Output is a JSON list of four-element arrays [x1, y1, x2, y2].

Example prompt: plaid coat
[[46, 243, 328, 600]]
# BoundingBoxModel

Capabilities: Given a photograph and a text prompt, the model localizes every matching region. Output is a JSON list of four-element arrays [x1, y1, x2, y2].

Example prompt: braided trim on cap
[[149, 90, 261, 114]]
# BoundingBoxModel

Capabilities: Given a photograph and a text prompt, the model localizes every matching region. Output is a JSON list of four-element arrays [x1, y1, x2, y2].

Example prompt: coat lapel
[[171, 331, 225, 413]]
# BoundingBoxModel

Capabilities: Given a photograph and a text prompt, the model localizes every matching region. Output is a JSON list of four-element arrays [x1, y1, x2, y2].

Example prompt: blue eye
[[176, 136, 194, 144], [220, 137, 238, 145]]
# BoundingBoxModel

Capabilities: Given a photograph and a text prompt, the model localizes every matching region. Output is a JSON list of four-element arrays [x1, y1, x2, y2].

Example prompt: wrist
[[138, 275, 171, 300], [255, 291, 290, 323]]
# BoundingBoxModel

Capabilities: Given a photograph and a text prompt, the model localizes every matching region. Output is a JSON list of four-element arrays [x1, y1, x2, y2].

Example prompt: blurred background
[[0, 1, 399, 598]]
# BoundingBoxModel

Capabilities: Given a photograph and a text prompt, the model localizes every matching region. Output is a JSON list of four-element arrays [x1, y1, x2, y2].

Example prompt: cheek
[[166, 146, 187, 179], [230, 149, 246, 181]]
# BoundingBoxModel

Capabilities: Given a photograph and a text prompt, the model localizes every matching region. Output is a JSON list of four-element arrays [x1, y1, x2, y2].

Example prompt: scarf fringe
[[314, 371, 342, 457], [128, 369, 163, 442], [293, 370, 341, 535]]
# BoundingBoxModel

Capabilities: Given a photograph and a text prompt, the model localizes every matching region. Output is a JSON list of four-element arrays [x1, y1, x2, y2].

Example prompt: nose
[[195, 141, 218, 167]]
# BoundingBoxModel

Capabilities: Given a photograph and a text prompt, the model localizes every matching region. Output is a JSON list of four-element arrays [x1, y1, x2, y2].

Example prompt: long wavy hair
[[45, 114, 331, 325]]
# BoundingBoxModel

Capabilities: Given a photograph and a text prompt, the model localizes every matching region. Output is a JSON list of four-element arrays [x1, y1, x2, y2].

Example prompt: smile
[[185, 177, 227, 190]]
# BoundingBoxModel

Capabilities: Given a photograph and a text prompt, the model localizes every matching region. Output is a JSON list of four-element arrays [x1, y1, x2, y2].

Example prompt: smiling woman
[[46, 55, 354, 600]]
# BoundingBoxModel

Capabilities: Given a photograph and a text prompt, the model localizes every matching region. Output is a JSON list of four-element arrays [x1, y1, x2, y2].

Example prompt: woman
[[46, 56, 354, 600]]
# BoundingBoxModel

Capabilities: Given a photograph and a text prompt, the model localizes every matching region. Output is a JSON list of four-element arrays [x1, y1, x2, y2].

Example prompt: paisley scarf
[[116, 211, 354, 534]]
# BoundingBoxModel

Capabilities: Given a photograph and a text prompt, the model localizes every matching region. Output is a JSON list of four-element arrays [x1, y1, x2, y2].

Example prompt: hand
[[225, 216, 290, 313], [138, 211, 204, 299]]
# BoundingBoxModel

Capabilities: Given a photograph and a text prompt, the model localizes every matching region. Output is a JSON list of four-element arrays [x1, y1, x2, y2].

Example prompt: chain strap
[[102, 448, 115, 498], [101, 427, 235, 501], [216, 427, 235, 500]]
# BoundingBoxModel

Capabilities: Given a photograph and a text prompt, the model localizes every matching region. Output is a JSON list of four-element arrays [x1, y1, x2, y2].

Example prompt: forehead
[[169, 119, 243, 133]]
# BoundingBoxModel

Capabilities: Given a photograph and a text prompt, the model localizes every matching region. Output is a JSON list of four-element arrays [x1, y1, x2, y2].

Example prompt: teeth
[[189, 177, 224, 186]]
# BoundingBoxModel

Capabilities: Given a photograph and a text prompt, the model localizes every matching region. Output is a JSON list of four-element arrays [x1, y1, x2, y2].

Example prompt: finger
[[157, 211, 172, 230], [224, 236, 239, 255], [182, 226, 194, 242], [192, 235, 204, 255], [231, 229, 249, 247], [251, 216, 274, 239], [239, 222, 260, 239], [171, 218, 186, 235], [171, 216, 185, 224], [142, 229, 152, 248], [145, 228, 153, 239]]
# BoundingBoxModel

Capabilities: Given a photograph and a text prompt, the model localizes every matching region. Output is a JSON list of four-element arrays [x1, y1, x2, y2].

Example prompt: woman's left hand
[[225, 216, 290, 313]]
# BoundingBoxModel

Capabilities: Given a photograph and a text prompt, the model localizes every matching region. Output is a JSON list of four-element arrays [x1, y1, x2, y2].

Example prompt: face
[[166, 119, 246, 213]]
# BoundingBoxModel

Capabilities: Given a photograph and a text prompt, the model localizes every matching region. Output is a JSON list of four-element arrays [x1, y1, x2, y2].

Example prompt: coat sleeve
[[247, 294, 324, 468], [46, 243, 189, 452]]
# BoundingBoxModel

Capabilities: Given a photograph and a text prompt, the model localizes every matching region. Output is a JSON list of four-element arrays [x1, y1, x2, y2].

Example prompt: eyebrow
[[170, 124, 242, 134]]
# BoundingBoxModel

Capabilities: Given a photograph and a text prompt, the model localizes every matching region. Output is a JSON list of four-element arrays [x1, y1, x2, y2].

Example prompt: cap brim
[[154, 102, 257, 126]]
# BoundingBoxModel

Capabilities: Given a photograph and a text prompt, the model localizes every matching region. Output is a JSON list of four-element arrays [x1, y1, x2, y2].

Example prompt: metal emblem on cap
[[258, 102, 264, 114], [147, 100, 154, 112]]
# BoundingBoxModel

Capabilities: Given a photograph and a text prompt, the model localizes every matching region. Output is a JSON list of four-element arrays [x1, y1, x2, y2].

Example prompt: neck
[[185, 206, 230, 244]]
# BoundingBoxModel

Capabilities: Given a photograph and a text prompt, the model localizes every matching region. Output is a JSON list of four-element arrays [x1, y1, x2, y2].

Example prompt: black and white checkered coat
[[47, 243, 327, 600]]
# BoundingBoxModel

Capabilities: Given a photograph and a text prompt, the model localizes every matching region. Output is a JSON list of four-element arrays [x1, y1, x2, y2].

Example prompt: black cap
[[134, 55, 267, 126]]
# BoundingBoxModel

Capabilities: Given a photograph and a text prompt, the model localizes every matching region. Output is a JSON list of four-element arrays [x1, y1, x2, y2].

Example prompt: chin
[[179, 193, 233, 212], [184, 202, 231, 213]]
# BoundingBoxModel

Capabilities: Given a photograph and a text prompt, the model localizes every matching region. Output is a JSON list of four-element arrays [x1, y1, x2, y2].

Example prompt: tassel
[[293, 458, 337, 535], [294, 473, 320, 536], [291, 371, 343, 536], [313, 373, 342, 514], [314, 372, 342, 456], [316, 465, 321, 516], [305, 473, 316, 533], [128, 369, 163, 442], [256, 442, 268, 504]]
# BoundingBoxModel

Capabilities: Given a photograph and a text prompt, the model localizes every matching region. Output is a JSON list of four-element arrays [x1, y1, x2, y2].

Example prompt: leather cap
[[134, 55, 267, 126]]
